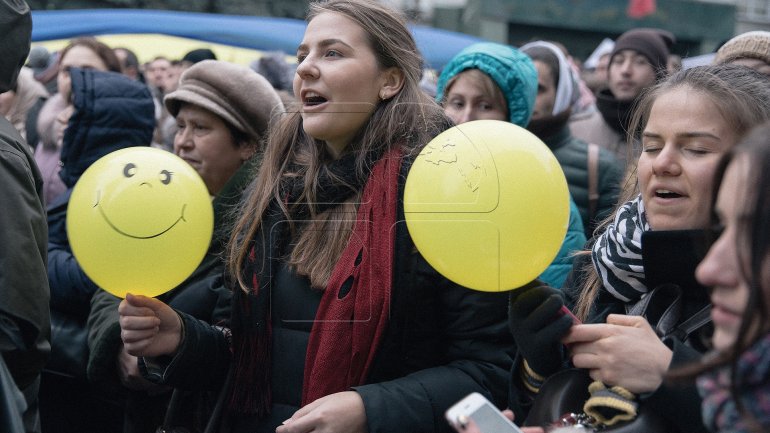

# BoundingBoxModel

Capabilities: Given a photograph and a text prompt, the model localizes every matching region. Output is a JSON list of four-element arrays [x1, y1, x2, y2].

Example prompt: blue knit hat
[[435, 42, 537, 127]]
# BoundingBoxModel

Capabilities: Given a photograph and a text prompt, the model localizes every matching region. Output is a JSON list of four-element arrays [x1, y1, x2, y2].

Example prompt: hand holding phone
[[445, 393, 524, 433]]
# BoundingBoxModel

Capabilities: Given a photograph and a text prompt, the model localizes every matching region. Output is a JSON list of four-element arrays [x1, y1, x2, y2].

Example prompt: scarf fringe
[[229, 318, 272, 416], [228, 251, 273, 416]]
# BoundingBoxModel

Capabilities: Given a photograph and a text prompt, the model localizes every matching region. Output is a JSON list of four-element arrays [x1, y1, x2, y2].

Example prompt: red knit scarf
[[301, 147, 399, 404], [229, 147, 400, 415]]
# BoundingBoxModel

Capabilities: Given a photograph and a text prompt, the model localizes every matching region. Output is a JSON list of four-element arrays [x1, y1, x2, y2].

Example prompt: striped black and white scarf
[[591, 195, 650, 302]]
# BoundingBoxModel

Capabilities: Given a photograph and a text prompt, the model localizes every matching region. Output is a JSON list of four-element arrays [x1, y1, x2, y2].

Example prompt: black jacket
[[562, 230, 712, 433], [0, 3, 50, 431], [146, 157, 514, 433], [0, 115, 50, 430]]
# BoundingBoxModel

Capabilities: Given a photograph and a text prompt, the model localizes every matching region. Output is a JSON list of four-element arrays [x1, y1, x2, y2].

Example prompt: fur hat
[[165, 60, 283, 143], [714, 31, 770, 66], [611, 28, 675, 79], [27, 46, 51, 70], [0, 0, 31, 93], [435, 42, 537, 127], [250, 51, 294, 92]]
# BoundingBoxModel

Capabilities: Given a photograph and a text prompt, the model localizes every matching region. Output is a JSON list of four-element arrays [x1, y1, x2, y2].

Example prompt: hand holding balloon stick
[[404, 120, 571, 293], [560, 306, 581, 325], [67, 147, 214, 298]]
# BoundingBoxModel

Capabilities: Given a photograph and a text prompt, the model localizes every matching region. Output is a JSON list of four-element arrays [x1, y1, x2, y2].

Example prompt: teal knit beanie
[[435, 42, 537, 127]]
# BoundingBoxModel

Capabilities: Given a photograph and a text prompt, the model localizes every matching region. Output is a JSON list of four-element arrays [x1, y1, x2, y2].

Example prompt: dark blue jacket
[[47, 68, 155, 315]]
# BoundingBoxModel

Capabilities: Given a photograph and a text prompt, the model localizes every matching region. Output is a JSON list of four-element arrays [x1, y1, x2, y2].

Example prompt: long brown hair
[[226, 0, 447, 291], [574, 64, 770, 320], [668, 123, 770, 433]]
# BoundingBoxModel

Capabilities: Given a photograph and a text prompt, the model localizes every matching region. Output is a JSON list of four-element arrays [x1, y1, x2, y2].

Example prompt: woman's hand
[[116, 345, 170, 394], [276, 391, 367, 433], [118, 293, 182, 358], [563, 314, 673, 393]]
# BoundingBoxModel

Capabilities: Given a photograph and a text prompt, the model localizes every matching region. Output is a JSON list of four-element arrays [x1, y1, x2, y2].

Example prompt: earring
[[380, 91, 387, 101]]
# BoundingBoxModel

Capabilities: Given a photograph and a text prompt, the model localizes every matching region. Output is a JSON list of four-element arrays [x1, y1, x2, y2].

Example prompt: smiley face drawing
[[67, 147, 213, 298], [94, 162, 187, 240]]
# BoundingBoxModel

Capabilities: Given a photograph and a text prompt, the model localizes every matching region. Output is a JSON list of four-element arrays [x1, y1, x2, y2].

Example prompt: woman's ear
[[379, 67, 405, 101], [239, 142, 257, 162]]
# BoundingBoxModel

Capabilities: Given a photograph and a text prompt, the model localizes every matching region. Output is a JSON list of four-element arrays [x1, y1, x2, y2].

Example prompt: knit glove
[[509, 282, 574, 379], [583, 381, 638, 426]]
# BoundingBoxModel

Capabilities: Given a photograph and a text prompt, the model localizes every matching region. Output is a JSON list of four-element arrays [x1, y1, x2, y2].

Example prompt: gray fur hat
[[164, 60, 284, 142]]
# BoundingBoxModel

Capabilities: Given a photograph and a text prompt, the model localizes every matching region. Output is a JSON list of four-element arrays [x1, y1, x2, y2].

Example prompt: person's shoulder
[[0, 119, 34, 168], [572, 133, 622, 168], [569, 109, 602, 128]]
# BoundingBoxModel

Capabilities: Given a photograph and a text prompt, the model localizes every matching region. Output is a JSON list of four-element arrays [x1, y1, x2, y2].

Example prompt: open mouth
[[304, 95, 328, 106], [655, 189, 683, 199], [301, 90, 329, 108]]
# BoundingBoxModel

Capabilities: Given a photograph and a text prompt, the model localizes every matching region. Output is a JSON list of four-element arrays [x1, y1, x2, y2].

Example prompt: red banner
[[627, 0, 657, 18]]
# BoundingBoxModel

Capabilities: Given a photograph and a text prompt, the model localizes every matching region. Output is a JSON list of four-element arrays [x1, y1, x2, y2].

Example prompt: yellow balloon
[[67, 147, 213, 298], [404, 120, 569, 292]]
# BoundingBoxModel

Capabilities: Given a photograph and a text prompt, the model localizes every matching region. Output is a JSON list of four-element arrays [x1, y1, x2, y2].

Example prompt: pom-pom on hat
[[164, 60, 283, 143]]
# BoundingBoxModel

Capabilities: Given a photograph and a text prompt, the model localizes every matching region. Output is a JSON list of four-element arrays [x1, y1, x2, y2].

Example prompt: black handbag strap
[[158, 389, 182, 432], [156, 364, 233, 433], [625, 284, 683, 337], [669, 305, 711, 342], [203, 365, 234, 433], [625, 283, 712, 344]]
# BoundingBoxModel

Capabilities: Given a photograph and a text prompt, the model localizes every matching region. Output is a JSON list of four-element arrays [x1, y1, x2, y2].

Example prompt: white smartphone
[[445, 392, 524, 433]]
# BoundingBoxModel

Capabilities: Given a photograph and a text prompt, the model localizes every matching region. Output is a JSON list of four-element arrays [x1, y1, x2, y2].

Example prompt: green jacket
[[544, 126, 623, 237]]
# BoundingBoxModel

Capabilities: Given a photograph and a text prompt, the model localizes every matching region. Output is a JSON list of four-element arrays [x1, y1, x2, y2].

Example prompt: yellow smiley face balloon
[[67, 147, 213, 298]]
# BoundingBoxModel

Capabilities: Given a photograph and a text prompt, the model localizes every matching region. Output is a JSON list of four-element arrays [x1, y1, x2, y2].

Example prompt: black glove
[[508, 282, 574, 378]]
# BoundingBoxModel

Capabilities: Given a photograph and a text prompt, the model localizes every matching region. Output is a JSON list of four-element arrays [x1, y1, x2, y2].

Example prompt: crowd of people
[[3, 0, 770, 432]]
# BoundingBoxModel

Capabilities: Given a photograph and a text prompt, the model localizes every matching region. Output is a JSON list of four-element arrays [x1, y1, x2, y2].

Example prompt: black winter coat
[[0, 115, 50, 431], [561, 230, 712, 433], [146, 157, 515, 433], [85, 158, 257, 433]]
